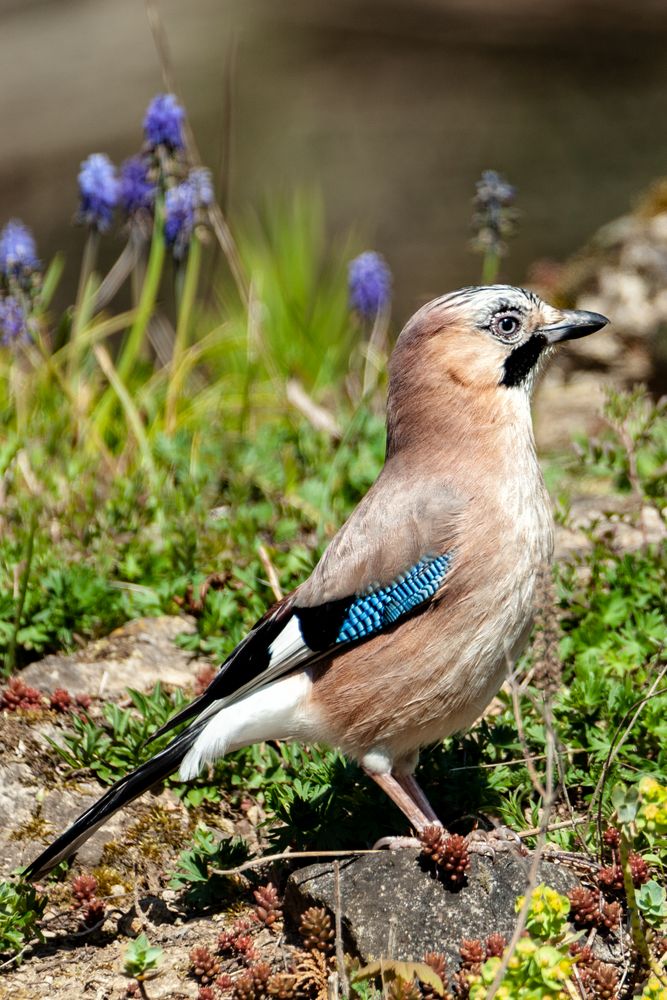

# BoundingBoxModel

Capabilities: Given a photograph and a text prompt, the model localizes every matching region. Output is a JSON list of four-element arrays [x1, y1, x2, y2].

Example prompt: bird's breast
[[309, 429, 554, 762]]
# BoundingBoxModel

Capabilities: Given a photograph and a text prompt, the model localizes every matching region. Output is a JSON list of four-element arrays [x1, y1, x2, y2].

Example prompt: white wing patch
[[267, 615, 312, 671], [180, 671, 315, 779]]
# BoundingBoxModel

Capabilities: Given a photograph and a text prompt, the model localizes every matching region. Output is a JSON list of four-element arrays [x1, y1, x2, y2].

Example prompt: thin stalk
[[94, 200, 165, 436], [165, 236, 202, 432], [31, 334, 115, 471], [482, 247, 500, 285], [93, 345, 158, 489], [36, 253, 65, 312], [93, 237, 140, 312], [4, 509, 38, 676], [131, 228, 148, 307], [117, 199, 166, 383], [362, 306, 389, 397], [74, 230, 100, 321], [70, 229, 100, 374], [145, 0, 249, 307], [618, 831, 666, 983]]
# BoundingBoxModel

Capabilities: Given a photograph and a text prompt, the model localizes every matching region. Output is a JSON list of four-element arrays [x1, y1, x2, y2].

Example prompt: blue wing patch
[[335, 553, 451, 643]]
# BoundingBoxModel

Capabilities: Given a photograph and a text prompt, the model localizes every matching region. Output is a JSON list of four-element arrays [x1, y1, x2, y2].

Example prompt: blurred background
[[3, 0, 667, 317]]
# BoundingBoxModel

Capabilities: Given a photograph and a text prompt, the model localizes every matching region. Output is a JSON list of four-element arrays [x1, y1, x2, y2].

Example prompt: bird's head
[[387, 285, 608, 454]]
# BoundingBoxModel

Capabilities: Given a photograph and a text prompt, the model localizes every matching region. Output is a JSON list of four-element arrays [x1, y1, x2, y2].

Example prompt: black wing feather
[[24, 720, 206, 881]]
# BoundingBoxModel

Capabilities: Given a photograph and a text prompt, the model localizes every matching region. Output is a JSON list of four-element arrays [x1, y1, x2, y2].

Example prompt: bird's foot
[[373, 834, 424, 851], [466, 825, 526, 859]]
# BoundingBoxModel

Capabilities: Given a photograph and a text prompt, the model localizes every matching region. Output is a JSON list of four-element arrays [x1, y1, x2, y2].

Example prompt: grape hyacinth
[[472, 169, 517, 280], [165, 182, 195, 260], [119, 156, 155, 218], [188, 167, 214, 209], [348, 251, 392, 320], [0, 220, 39, 279], [77, 153, 120, 232], [0, 295, 29, 346], [164, 170, 212, 259], [143, 93, 186, 151]]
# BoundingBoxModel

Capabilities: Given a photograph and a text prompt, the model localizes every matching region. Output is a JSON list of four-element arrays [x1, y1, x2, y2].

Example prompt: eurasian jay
[[24, 285, 607, 879]]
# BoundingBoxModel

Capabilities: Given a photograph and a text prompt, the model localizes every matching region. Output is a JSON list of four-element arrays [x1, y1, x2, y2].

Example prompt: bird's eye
[[491, 312, 522, 341]]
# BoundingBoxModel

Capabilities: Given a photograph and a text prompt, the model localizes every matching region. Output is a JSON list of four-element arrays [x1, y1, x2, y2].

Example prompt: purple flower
[[119, 156, 155, 217], [472, 169, 517, 258], [475, 170, 516, 208], [164, 169, 212, 258], [0, 220, 39, 278], [348, 251, 392, 319], [143, 94, 185, 151], [188, 167, 214, 208], [0, 295, 30, 346], [164, 181, 195, 259], [78, 153, 119, 232]]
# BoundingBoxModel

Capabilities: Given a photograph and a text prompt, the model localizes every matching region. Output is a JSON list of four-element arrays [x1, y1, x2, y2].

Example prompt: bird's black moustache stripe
[[500, 333, 547, 388]]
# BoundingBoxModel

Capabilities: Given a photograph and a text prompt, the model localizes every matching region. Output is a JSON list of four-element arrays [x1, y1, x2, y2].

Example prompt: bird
[[24, 285, 608, 880]]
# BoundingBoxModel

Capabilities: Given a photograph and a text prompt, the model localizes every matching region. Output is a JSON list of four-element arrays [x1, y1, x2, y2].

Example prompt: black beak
[[540, 309, 609, 344]]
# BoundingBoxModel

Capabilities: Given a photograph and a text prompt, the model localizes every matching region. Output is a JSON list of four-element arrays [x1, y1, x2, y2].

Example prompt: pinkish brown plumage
[[25, 286, 607, 879]]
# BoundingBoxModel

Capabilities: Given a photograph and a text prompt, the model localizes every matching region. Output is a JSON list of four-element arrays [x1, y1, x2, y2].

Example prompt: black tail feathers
[[23, 723, 202, 881]]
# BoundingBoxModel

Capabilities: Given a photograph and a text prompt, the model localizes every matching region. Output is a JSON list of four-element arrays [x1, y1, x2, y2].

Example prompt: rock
[[286, 849, 579, 966], [534, 369, 607, 451], [555, 496, 666, 559], [0, 740, 188, 877], [528, 188, 667, 452], [20, 615, 200, 699]]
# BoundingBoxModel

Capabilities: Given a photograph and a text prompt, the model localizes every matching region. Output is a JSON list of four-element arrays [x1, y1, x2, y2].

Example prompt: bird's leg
[[363, 767, 434, 832], [365, 762, 522, 857], [393, 770, 442, 826], [362, 763, 444, 850]]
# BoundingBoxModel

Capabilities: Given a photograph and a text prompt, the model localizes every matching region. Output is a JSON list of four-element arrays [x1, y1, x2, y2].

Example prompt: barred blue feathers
[[336, 553, 451, 643]]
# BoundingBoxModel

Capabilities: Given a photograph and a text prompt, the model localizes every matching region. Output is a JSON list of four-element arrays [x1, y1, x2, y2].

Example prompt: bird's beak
[[540, 308, 609, 344]]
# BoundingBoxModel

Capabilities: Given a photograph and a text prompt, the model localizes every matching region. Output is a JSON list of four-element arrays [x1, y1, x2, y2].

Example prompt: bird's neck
[[386, 367, 537, 472]]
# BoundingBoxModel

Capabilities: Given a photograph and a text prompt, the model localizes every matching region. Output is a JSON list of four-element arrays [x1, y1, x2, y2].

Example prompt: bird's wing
[[153, 464, 465, 738]]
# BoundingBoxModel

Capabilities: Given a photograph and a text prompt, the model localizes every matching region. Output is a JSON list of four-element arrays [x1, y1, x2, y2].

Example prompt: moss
[[99, 839, 125, 869], [100, 804, 187, 872], [9, 809, 52, 843], [91, 864, 133, 896]]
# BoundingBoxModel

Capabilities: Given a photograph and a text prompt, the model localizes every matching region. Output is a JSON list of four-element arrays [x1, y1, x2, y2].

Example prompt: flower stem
[[165, 235, 201, 433], [93, 345, 158, 490], [482, 247, 500, 285], [94, 199, 165, 438], [69, 229, 99, 375], [117, 199, 166, 383], [619, 830, 656, 973]]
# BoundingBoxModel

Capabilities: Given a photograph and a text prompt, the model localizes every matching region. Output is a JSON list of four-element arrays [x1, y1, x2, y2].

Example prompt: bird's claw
[[373, 835, 424, 851], [466, 826, 526, 859]]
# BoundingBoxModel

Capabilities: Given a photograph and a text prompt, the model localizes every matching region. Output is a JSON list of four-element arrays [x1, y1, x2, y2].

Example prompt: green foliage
[[168, 826, 249, 907], [48, 683, 189, 784], [574, 389, 667, 505], [469, 938, 575, 1000], [636, 880, 667, 927], [0, 410, 385, 670], [516, 884, 571, 940], [0, 880, 45, 957], [230, 193, 359, 392], [123, 931, 163, 979], [637, 776, 667, 837], [469, 886, 575, 999], [640, 972, 667, 999]]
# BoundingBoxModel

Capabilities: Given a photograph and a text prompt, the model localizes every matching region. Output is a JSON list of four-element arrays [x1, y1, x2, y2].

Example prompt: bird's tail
[[22, 721, 204, 881]]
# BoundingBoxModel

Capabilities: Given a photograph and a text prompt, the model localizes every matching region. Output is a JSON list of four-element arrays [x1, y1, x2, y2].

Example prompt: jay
[[24, 285, 607, 879]]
